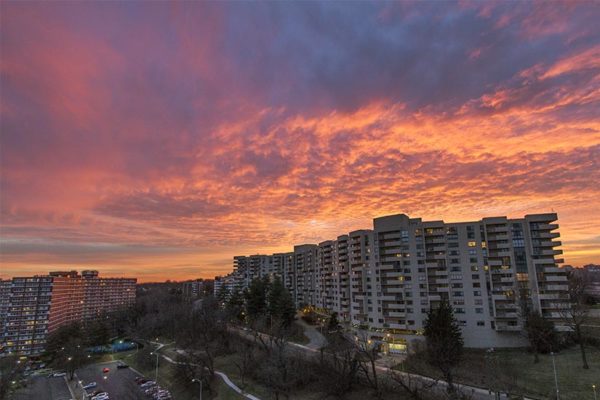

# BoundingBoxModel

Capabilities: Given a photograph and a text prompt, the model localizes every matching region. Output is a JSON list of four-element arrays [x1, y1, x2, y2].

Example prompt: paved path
[[295, 317, 328, 350], [149, 341, 261, 400]]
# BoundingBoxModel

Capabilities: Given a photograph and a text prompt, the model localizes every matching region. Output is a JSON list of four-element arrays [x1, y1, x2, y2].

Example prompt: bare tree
[[316, 334, 360, 398], [176, 296, 231, 394], [388, 367, 439, 400], [0, 356, 25, 400], [353, 331, 381, 398], [232, 336, 255, 388], [562, 270, 592, 369]]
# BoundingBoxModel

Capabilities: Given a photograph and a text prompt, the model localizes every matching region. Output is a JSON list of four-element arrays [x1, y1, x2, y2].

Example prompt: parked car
[[49, 372, 66, 378], [82, 382, 97, 390], [116, 362, 129, 369], [140, 381, 156, 389], [102, 367, 110, 373], [91, 394, 109, 400]]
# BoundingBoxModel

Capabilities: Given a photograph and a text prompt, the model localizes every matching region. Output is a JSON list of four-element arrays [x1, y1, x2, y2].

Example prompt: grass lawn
[[398, 345, 600, 400]]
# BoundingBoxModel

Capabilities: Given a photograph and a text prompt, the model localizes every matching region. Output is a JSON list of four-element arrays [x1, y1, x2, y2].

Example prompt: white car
[[50, 372, 67, 378], [140, 381, 156, 389], [82, 382, 97, 390], [92, 395, 109, 400]]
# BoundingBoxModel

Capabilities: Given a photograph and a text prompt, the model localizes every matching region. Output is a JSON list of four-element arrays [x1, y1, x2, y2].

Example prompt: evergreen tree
[[525, 311, 556, 363], [267, 277, 296, 328], [328, 312, 340, 332], [423, 301, 464, 399], [225, 289, 245, 323], [246, 277, 270, 321]]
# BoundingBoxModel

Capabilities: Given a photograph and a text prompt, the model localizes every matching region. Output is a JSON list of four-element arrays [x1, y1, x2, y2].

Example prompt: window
[[475, 308, 484, 314], [477, 321, 485, 326], [473, 282, 481, 288], [474, 290, 482, 296], [469, 249, 477, 255], [468, 241, 476, 247], [471, 265, 479, 271]]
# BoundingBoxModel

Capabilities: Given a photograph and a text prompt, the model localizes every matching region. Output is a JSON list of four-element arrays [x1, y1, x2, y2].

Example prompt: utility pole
[[150, 352, 159, 383], [193, 378, 203, 400], [550, 352, 559, 400]]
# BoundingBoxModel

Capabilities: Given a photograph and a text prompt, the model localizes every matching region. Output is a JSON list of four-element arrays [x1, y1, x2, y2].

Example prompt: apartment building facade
[[0, 270, 136, 356], [215, 212, 568, 351]]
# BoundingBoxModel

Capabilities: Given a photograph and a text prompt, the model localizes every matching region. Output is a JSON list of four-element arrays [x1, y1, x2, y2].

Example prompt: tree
[[86, 317, 111, 347], [225, 289, 245, 323], [328, 312, 340, 332], [354, 332, 381, 397], [525, 311, 556, 363], [267, 277, 296, 328], [563, 270, 592, 369], [44, 322, 84, 356], [317, 338, 359, 398], [246, 277, 270, 323], [423, 301, 464, 399], [176, 296, 231, 394], [0, 356, 25, 400]]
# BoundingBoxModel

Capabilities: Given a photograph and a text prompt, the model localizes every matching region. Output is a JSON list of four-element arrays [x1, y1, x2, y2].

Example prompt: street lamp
[[192, 378, 203, 400], [593, 384, 597, 400], [150, 352, 159, 383], [550, 352, 559, 400]]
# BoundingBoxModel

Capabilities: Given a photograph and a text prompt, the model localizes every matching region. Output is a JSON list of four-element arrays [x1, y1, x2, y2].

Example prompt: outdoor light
[[11, 381, 16, 385], [103, 376, 107, 380], [67, 357, 72, 361]]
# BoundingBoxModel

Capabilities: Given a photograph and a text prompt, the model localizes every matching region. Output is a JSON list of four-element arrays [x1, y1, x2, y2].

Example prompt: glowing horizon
[[1, 2, 599, 282]]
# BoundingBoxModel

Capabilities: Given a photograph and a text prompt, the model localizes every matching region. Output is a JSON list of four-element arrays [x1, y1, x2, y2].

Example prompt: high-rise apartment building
[[0, 270, 136, 356], [216, 213, 568, 351]]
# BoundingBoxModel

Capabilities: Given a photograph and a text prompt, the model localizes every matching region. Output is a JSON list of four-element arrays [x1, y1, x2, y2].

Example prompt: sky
[[1, 1, 599, 282]]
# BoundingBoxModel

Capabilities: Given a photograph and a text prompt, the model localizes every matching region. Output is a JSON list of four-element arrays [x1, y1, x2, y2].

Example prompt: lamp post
[[593, 384, 597, 400], [192, 378, 203, 400], [150, 352, 159, 383], [550, 352, 559, 400]]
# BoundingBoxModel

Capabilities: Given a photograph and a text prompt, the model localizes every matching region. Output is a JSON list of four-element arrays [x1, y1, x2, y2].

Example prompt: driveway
[[11, 375, 72, 400], [295, 317, 328, 349], [75, 360, 146, 400]]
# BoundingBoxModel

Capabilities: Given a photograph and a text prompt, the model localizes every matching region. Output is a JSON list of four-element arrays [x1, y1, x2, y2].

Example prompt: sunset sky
[[1, 1, 599, 282]]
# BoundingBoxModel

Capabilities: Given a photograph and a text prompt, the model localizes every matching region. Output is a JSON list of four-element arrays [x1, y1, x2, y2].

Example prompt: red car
[[102, 367, 110, 373]]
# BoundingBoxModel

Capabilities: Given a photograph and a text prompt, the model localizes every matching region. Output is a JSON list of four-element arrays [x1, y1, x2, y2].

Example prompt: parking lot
[[76, 360, 147, 400], [11, 375, 72, 400]]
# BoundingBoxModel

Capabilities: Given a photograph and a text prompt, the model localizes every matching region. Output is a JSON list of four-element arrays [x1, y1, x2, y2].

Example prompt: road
[[295, 317, 328, 349], [76, 360, 146, 400], [11, 375, 72, 400]]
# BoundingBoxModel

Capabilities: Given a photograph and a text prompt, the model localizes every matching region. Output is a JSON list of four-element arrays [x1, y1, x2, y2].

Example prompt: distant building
[[0, 270, 136, 356], [217, 212, 568, 351], [182, 279, 206, 300]]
